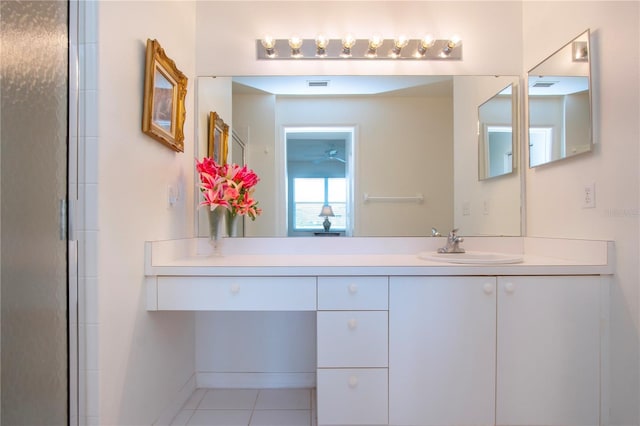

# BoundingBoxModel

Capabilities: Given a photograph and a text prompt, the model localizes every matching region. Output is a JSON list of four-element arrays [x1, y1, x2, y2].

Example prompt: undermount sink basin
[[418, 251, 524, 264]]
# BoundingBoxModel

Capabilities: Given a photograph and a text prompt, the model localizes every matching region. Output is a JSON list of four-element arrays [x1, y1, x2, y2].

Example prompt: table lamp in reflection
[[319, 205, 335, 232]]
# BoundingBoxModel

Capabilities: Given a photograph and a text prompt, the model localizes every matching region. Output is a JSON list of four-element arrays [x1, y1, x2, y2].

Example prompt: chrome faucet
[[437, 228, 465, 253], [431, 227, 442, 237]]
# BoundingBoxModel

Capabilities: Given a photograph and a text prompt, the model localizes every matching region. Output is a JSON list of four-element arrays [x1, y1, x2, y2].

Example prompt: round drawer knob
[[230, 283, 241, 294], [483, 282, 494, 295], [348, 283, 358, 294], [347, 319, 358, 330], [348, 375, 359, 388], [504, 282, 515, 294]]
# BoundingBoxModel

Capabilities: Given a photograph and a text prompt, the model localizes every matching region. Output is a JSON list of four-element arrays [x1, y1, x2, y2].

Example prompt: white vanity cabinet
[[389, 276, 498, 426], [389, 275, 604, 426], [316, 276, 389, 426], [496, 276, 602, 426]]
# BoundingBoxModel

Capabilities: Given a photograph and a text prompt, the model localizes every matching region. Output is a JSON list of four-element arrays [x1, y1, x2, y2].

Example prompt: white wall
[[523, 2, 640, 424], [97, 2, 197, 424]]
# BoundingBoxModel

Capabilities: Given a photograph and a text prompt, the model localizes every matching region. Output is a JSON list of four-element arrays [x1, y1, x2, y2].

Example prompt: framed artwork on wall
[[142, 38, 188, 152], [208, 111, 229, 164]]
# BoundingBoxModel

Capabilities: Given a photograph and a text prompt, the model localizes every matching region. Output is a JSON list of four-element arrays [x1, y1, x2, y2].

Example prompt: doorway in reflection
[[284, 127, 354, 236], [529, 127, 554, 167]]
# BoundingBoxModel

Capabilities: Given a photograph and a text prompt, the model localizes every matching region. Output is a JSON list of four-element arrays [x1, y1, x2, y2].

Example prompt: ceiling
[[232, 75, 453, 97]]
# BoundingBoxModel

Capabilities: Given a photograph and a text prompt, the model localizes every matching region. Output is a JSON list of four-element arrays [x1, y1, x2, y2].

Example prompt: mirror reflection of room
[[528, 30, 592, 167], [478, 83, 515, 180], [198, 75, 522, 238]]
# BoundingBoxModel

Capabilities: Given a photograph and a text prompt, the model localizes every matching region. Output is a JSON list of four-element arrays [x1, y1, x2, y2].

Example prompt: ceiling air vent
[[307, 80, 330, 88], [532, 81, 558, 88]]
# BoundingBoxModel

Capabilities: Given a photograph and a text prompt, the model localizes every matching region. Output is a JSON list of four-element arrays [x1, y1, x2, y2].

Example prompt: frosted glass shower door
[[1, 1, 70, 424]]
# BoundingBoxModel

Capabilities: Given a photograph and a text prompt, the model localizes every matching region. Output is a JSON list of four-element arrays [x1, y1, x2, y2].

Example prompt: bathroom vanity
[[145, 236, 612, 426]]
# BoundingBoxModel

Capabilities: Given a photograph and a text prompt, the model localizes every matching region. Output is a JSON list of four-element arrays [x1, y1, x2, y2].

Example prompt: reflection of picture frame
[[142, 39, 188, 152], [208, 111, 229, 164]]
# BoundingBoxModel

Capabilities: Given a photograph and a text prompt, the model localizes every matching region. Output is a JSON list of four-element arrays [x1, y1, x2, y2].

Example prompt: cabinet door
[[496, 276, 601, 426], [389, 276, 497, 426]]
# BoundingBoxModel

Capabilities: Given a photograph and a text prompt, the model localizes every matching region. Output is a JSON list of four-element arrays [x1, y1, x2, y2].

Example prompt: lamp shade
[[319, 205, 335, 217]]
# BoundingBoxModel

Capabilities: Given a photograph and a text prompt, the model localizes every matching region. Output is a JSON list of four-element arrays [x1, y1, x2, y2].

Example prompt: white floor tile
[[187, 409, 252, 426], [199, 389, 259, 410], [171, 410, 194, 426], [249, 410, 311, 426], [255, 389, 311, 410], [184, 389, 207, 410]]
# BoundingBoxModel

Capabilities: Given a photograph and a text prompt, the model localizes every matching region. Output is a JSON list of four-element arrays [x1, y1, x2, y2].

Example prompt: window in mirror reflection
[[293, 178, 346, 231]]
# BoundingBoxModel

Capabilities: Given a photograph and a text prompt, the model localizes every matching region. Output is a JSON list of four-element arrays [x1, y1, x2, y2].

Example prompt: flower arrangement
[[196, 157, 262, 220]]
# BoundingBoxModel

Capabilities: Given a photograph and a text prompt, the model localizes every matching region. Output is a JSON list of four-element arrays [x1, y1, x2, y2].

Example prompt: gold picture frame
[[142, 39, 188, 152], [208, 111, 229, 164]]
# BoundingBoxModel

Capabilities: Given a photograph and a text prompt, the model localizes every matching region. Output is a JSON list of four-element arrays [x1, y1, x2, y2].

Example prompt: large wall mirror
[[528, 29, 592, 168], [195, 75, 521, 238]]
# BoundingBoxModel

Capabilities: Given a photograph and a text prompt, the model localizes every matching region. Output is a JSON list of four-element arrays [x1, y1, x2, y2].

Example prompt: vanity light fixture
[[365, 35, 384, 58], [340, 34, 356, 58], [572, 40, 588, 62], [289, 36, 303, 58], [315, 34, 329, 57], [256, 35, 462, 60], [390, 36, 409, 58], [261, 36, 277, 58]]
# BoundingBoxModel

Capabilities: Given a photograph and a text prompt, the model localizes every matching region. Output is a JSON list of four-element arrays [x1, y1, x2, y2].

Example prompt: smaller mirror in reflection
[[478, 84, 515, 180], [528, 29, 592, 168]]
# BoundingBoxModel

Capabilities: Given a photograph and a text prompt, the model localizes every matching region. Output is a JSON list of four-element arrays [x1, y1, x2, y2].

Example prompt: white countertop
[[145, 237, 614, 277]]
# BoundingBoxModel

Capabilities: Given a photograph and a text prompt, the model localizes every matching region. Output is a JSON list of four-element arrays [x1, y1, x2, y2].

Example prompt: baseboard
[[196, 372, 316, 389], [153, 373, 197, 426]]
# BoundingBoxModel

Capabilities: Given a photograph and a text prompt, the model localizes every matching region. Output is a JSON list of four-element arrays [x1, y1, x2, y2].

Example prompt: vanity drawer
[[156, 276, 316, 311], [317, 311, 388, 367], [318, 276, 388, 310], [317, 368, 388, 425]]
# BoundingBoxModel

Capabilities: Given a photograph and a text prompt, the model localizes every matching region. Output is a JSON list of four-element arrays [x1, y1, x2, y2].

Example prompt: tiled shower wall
[[74, 1, 100, 425]]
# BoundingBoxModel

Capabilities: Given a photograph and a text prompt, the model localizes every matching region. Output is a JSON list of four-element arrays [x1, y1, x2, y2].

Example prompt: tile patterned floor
[[170, 388, 317, 426]]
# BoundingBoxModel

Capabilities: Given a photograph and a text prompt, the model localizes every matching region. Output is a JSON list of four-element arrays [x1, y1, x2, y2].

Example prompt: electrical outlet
[[582, 183, 596, 208], [462, 201, 471, 216], [483, 200, 490, 215]]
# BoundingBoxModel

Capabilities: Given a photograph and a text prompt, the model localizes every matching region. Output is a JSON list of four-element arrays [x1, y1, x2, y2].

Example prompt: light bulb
[[390, 35, 409, 58], [415, 34, 435, 57], [261, 36, 275, 49], [289, 36, 303, 58], [315, 34, 329, 57], [288, 36, 303, 49], [366, 35, 383, 58], [261, 36, 276, 58], [340, 34, 356, 58], [442, 35, 460, 56]]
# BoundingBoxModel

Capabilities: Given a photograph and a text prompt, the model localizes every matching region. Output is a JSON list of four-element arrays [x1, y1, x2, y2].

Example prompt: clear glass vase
[[208, 205, 226, 256], [226, 212, 241, 238]]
